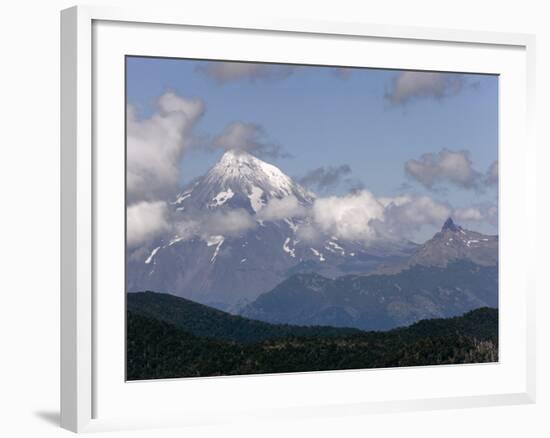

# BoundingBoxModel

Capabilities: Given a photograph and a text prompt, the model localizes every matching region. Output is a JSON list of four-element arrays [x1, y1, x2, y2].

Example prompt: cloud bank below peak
[[305, 191, 497, 244], [126, 91, 205, 248], [127, 91, 205, 203]]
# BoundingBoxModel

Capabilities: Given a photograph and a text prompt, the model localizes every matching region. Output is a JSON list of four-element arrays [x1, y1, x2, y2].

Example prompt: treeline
[[127, 298, 498, 380]]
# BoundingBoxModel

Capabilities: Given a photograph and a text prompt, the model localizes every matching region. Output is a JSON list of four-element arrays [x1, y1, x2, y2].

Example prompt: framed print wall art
[[60, 5, 537, 433]]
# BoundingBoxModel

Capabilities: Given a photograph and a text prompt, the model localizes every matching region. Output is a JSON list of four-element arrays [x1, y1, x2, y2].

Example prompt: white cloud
[[303, 190, 496, 245], [295, 223, 322, 243], [454, 202, 498, 227], [454, 207, 483, 222], [126, 91, 204, 203], [386, 71, 466, 104], [376, 195, 452, 238], [405, 149, 481, 190], [258, 196, 307, 221], [212, 121, 288, 159], [485, 160, 498, 186], [290, 190, 459, 244], [311, 190, 385, 243], [168, 208, 258, 243], [486, 204, 498, 227], [173, 218, 201, 241], [377, 195, 412, 208], [127, 201, 171, 248], [201, 209, 256, 237], [299, 164, 352, 191], [197, 62, 296, 83], [213, 122, 259, 151], [378, 196, 497, 238]]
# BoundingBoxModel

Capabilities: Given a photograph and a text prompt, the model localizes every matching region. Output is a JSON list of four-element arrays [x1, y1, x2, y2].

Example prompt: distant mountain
[[127, 291, 360, 344], [376, 218, 498, 274], [241, 259, 498, 331], [176, 149, 314, 211], [127, 151, 416, 309], [127, 297, 498, 380]]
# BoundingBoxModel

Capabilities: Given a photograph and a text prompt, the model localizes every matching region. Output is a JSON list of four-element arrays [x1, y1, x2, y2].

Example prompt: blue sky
[[126, 57, 498, 240]]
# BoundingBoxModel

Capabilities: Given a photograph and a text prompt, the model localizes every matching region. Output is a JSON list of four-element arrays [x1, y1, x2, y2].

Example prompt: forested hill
[[127, 291, 360, 344], [127, 291, 498, 380]]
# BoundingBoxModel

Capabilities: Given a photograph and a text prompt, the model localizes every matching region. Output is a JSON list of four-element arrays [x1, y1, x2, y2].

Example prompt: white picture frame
[[60, 4, 537, 433]]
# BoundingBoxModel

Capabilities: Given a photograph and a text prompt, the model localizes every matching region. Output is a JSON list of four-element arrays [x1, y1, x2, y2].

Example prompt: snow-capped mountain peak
[[127, 151, 429, 309], [205, 150, 311, 202], [174, 150, 313, 213], [409, 218, 498, 267], [208, 150, 290, 188]]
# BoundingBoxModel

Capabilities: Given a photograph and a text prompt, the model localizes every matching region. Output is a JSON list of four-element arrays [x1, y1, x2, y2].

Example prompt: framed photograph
[[61, 5, 536, 433]]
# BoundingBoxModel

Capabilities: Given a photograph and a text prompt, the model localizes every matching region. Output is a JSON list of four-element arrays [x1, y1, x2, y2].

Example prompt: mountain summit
[[173, 150, 313, 214], [408, 219, 497, 268], [126, 151, 415, 309], [442, 217, 461, 232], [205, 150, 312, 202], [374, 218, 498, 275], [127, 153, 496, 311]]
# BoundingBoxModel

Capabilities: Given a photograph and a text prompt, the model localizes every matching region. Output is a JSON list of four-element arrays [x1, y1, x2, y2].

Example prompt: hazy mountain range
[[127, 150, 498, 330]]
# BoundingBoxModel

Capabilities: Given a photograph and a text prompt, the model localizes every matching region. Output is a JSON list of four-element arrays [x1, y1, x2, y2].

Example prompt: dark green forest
[[127, 291, 360, 344], [127, 292, 498, 380]]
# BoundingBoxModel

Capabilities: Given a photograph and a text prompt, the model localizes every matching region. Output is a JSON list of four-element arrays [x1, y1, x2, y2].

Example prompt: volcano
[[126, 151, 416, 310]]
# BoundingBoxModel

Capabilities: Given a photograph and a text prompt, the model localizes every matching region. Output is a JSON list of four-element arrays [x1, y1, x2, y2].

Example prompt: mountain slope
[[127, 291, 360, 344], [177, 149, 314, 213], [126, 151, 416, 309], [127, 304, 498, 380], [377, 218, 498, 274], [241, 259, 498, 330]]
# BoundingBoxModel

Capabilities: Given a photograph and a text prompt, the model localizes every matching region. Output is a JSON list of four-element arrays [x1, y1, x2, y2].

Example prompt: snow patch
[[206, 235, 224, 246], [310, 248, 325, 262], [174, 192, 191, 205], [327, 241, 345, 255], [206, 235, 224, 263], [168, 236, 183, 246], [283, 237, 296, 258], [284, 218, 298, 232], [145, 246, 161, 264], [209, 188, 234, 207], [249, 186, 265, 212]]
